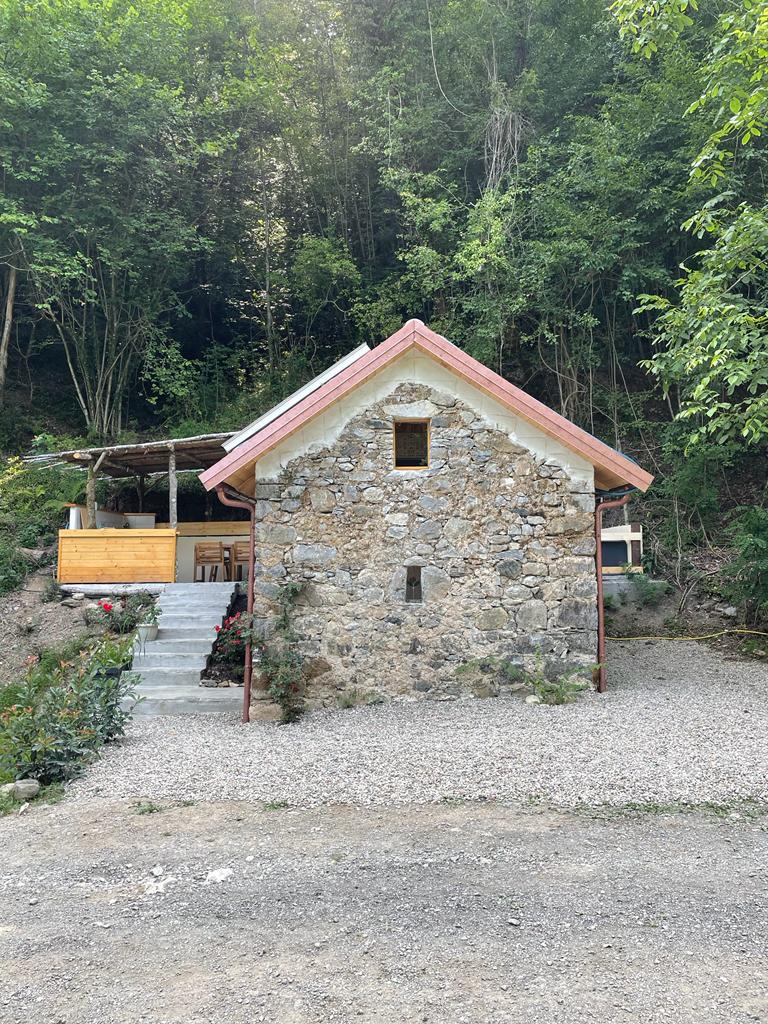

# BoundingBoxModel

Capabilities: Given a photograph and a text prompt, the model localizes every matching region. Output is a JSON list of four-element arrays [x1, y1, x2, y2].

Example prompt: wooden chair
[[231, 541, 251, 582], [194, 542, 228, 582]]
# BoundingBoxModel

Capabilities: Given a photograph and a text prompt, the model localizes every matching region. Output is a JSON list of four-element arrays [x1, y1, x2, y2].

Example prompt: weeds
[[264, 799, 289, 810], [337, 688, 384, 709], [134, 800, 163, 815], [629, 572, 671, 608]]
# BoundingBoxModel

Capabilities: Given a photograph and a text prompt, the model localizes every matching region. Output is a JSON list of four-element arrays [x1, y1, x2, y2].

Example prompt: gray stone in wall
[[293, 543, 337, 565], [309, 487, 336, 512], [555, 599, 598, 630], [517, 600, 548, 632], [477, 607, 508, 630]]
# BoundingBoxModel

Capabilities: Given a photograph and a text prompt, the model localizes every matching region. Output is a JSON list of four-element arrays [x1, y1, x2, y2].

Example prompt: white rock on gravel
[[69, 640, 768, 809]]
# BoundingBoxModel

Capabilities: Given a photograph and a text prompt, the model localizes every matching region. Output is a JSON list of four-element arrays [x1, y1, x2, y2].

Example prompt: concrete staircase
[[130, 582, 243, 715]]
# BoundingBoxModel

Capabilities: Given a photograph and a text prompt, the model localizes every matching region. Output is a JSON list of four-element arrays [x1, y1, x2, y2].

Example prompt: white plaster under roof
[[253, 350, 596, 492], [222, 343, 371, 452]]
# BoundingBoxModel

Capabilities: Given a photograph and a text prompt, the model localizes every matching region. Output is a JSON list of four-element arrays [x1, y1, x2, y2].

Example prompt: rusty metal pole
[[595, 493, 632, 693]]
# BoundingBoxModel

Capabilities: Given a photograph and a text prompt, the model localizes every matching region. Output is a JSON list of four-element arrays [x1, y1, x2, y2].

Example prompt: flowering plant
[[91, 592, 156, 634], [213, 612, 254, 663]]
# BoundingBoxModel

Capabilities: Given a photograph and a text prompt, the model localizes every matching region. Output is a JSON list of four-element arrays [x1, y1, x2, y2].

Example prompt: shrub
[[261, 582, 306, 723], [629, 572, 670, 608], [213, 613, 247, 663], [530, 672, 589, 706], [92, 592, 155, 634], [725, 505, 768, 623], [0, 633, 138, 784], [40, 578, 63, 603]]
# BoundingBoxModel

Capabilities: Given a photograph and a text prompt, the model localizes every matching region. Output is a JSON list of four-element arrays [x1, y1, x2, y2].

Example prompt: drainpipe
[[215, 485, 256, 724], [594, 492, 632, 693]]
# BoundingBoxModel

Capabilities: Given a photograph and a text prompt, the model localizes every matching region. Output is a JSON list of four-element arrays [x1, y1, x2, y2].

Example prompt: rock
[[517, 601, 548, 632], [413, 519, 441, 541], [12, 779, 40, 801], [309, 487, 336, 513], [497, 560, 522, 579], [524, 694, 542, 704], [477, 607, 509, 631], [716, 605, 738, 619], [205, 868, 233, 884], [293, 543, 337, 565], [61, 598, 82, 608], [556, 599, 598, 630]]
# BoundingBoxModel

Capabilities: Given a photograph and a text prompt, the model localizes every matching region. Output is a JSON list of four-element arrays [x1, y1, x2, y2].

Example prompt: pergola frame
[[24, 432, 234, 529]]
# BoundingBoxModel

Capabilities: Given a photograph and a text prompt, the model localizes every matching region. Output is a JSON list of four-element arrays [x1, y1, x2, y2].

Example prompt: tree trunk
[[0, 265, 18, 405]]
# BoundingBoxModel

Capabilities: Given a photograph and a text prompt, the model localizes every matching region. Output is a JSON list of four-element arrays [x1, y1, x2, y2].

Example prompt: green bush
[[0, 633, 138, 783], [89, 592, 156, 634], [629, 572, 671, 608], [725, 506, 768, 623]]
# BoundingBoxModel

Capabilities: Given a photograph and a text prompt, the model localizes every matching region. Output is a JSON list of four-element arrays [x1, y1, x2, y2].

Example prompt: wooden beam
[[168, 445, 178, 529], [85, 464, 96, 530]]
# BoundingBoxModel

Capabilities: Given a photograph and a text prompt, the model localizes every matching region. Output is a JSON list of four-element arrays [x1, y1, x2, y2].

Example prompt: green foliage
[[212, 612, 248, 664], [510, 651, 592, 706], [629, 573, 672, 609], [0, 634, 139, 784], [260, 582, 306, 724], [134, 800, 163, 815], [612, 0, 768, 448], [337, 687, 383, 710], [724, 506, 768, 623], [89, 593, 156, 634]]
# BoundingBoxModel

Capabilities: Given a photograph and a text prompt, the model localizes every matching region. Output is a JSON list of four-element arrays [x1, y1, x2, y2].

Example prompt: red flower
[[214, 625, 221, 632], [101, 601, 113, 613]]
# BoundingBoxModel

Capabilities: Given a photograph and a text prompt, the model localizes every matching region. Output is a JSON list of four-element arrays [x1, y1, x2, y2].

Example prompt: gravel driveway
[[4, 640, 768, 1023], [70, 640, 768, 808], [2, 800, 767, 1024]]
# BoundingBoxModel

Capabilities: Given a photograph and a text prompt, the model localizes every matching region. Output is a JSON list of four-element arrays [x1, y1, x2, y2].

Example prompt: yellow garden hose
[[607, 628, 768, 642]]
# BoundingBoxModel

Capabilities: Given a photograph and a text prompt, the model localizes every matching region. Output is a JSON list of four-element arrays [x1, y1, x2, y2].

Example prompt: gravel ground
[[2, 800, 767, 1024], [69, 640, 768, 808]]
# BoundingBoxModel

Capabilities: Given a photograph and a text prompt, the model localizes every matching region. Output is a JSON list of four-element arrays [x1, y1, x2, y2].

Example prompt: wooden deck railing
[[57, 529, 177, 584]]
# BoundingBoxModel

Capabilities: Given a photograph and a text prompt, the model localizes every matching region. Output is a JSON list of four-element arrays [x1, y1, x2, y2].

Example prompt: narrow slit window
[[394, 420, 429, 468], [405, 566, 423, 603]]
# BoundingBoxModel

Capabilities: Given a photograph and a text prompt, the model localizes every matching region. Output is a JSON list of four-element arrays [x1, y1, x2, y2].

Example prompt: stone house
[[201, 320, 652, 708]]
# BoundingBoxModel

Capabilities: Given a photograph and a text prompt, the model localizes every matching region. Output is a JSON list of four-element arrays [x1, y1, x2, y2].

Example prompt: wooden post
[[84, 451, 108, 529], [85, 463, 97, 529], [136, 474, 145, 513], [168, 445, 178, 528]]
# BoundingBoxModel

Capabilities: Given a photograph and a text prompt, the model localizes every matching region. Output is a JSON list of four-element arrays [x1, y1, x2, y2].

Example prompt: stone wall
[[250, 383, 597, 704]]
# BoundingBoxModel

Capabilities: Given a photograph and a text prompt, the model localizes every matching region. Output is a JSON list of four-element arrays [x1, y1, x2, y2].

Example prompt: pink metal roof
[[200, 319, 654, 494]]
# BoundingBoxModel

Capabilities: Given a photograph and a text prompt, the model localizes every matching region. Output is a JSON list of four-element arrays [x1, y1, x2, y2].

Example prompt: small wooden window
[[405, 566, 423, 603], [394, 420, 429, 469]]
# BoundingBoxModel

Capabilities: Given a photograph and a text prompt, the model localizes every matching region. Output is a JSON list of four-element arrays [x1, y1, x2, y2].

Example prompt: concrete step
[[158, 598, 231, 606], [134, 640, 213, 657], [162, 584, 236, 597], [129, 686, 243, 716], [155, 628, 218, 642], [134, 667, 204, 687], [158, 614, 223, 630], [132, 654, 209, 672]]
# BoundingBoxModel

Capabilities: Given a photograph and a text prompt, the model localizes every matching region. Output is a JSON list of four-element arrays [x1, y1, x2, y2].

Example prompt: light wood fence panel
[[57, 529, 177, 584]]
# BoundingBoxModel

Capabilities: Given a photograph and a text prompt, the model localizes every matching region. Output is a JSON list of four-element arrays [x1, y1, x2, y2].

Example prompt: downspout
[[215, 484, 256, 724], [594, 492, 632, 693]]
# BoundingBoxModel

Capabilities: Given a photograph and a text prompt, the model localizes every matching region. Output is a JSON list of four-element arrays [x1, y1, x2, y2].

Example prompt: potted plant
[[136, 601, 161, 645]]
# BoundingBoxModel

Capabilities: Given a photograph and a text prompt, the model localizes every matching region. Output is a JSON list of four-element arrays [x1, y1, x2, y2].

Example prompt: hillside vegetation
[[0, 0, 765, 621]]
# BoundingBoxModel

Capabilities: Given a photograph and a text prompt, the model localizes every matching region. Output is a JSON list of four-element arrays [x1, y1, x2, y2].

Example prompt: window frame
[[392, 418, 431, 471], [405, 565, 423, 603]]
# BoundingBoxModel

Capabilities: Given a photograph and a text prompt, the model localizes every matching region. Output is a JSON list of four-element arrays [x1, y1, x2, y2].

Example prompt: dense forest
[[0, 0, 766, 615]]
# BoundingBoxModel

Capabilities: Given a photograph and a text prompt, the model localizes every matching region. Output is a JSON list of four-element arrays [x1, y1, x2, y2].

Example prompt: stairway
[[130, 582, 243, 715]]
